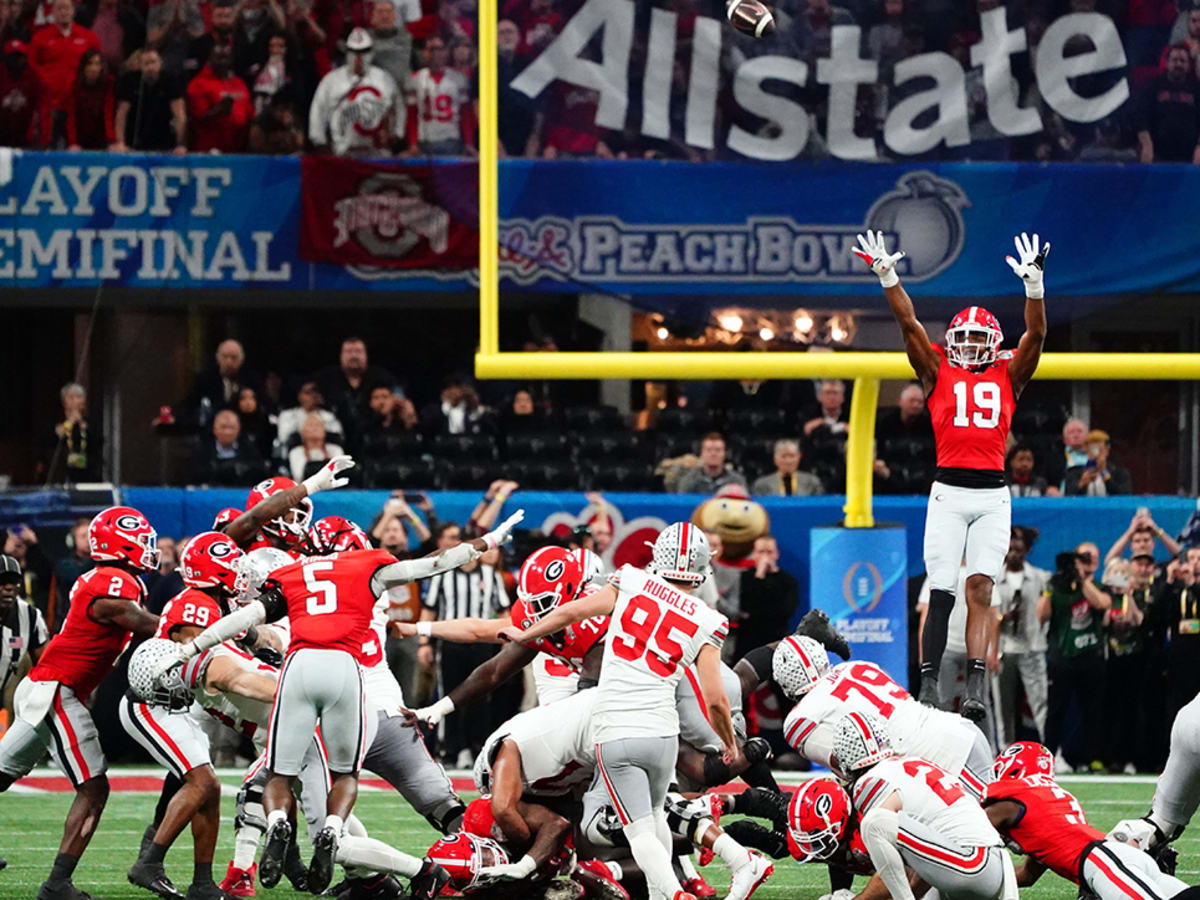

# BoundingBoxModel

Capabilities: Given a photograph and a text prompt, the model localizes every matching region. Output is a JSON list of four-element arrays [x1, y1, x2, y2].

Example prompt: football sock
[[144, 842, 168, 865], [233, 826, 260, 869], [921, 588, 956, 676], [335, 835, 422, 878], [625, 818, 682, 898], [46, 852, 79, 888], [324, 814, 344, 836], [266, 809, 286, 829], [712, 833, 747, 870], [741, 759, 780, 793], [193, 860, 213, 884]]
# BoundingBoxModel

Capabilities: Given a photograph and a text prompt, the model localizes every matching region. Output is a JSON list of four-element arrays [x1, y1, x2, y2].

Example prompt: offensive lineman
[[854, 229, 1050, 720]]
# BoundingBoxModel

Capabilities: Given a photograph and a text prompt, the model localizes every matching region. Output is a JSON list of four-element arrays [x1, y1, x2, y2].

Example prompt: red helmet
[[426, 833, 510, 892], [212, 507, 242, 530], [517, 546, 584, 620], [245, 477, 312, 545], [787, 777, 851, 861], [993, 741, 1054, 781], [461, 796, 501, 841], [180, 531, 247, 597], [88, 506, 160, 571], [306, 515, 371, 555], [946, 306, 1003, 368]]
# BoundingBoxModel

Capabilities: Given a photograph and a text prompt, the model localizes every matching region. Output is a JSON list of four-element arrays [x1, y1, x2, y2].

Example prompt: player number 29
[[302, 560, 338, 615], [951, 381, 1001, 429]]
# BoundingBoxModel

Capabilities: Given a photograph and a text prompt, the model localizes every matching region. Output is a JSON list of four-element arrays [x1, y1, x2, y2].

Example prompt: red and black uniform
[[154, 588, 224, 640], [927, 344, 1015, 489], [983, 774, 1102, 883]]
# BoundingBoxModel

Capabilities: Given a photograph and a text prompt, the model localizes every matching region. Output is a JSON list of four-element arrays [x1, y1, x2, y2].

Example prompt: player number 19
[[952, 381, 1001, 429], [302, 560, 338, 615]]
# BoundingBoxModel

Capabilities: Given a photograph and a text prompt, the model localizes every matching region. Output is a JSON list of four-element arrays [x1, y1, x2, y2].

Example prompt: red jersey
[[983, 775, 1103, 882], [927, 344, 1015, 472], [29, 23, 101, 113], [32, 566, 146, 698], [155, 588, 223, 639], [270, 548, 392, 664], [510, 583, 608, 667]]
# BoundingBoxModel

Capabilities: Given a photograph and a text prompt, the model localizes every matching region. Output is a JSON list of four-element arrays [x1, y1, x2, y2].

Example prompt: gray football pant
[[363, 710, 463, 833], [993, 651, 1048, 745], [267, 648, 366, 777], [896, 813, 1006, 900], [594, 735, 678, 826], [1153, 691, 1200, 830], [939, 650, 997, 754]]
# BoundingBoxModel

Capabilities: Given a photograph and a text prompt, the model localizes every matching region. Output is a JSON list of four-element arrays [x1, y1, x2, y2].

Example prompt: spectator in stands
[[184, 339, 258, 427], [1164, 548, 1200, 730], [186, 42, 254, 152], [192, 0, 234, 72], [405, 35, 475, 156], [51, 517, 92, 629], [1102, 555, 1152, 773], [803, 379, 848, 490], [288, 412, 345, 481], [233, 386, 274, 459], [189, 408, 266, 484], [364, 385, 418, 442], [370, 493, 431, 555], [232, 0, 285, 82], [1056, 416, 1090, 484], [371, 494, 430, 705], [1040, 542, 1108, 772], [1136, 44, 1200, 163], [732, 535, 800, 660], [1105, 509, 1181, 565], [1006, 444, 1060, 497], [247, 93, 303, 153], [496, 17, 536, 156], [43, 381, 100, 483], [867, 0, 905, 77], [526, 82, 611, 158], [141, 534, 179, 599], [583, 492, 613, 555], [65, 49, 114, 149], [421, 377, 492, 436], [29, 0, 98, 147], [245, 31, 293, 113], [1065, 429, 1133, 495], [789, 0, 855, 67], [1079, 117, 1139, 162], [0, 39, 41, 147], [310, 28, 403, 156], [368, 0, 410, 87], [146, 0, 205, 79], [113, 48, 187, 153], [276, 380, 343, 447], [315, 336, 396, 441], [674, 432, 746, 494], [499, 388, 541, 433], [451, 35, 473, 78], [994, 526, 1048, 746], [874, 383, 935, 494], [4, 525, 51, 622], [751, 439, 823, 496], [1164, 7, 1200, 74], [0, 0, 26, 44], [90, 0, 138, 72]]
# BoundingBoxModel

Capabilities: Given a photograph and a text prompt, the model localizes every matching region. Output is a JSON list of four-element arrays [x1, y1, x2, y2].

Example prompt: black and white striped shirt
[[422, 564, 510, 621], [1, 600, 48, 698]]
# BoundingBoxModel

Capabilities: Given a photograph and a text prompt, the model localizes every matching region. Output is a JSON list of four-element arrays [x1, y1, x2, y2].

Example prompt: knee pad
[[235, 781, 267, 832], [428, 800, 467, 835], [664, 793, 712, 845]]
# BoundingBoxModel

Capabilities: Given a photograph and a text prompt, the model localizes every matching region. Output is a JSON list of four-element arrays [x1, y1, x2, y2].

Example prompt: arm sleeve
[[859, 807, 915, 900], [186, 601, 267, 656], [740, 643, 775, 683], [371, 541, 481, 593]]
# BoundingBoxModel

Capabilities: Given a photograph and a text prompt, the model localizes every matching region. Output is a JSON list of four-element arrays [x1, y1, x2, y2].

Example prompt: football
[[726, 0, 776, 37]]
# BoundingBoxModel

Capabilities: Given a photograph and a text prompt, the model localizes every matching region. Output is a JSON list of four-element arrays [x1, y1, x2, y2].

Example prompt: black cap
[[0, 554, 21, 583], [1131, 553, 1156, 564]]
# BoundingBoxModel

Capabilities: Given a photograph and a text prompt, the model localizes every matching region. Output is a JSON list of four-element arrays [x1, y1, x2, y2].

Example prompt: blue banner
[[809, 526, 908, 676], [7, 152, 1200, 298]]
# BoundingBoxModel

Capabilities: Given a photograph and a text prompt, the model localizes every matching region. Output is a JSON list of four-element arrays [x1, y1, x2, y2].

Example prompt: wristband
[[1025, 284, 1044, 300], [483, 532, 499, 550], [416, 621, 433, 638]]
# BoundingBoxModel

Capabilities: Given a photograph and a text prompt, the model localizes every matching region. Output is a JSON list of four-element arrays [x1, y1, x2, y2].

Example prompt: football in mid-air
[[726, 0, 776, 37]]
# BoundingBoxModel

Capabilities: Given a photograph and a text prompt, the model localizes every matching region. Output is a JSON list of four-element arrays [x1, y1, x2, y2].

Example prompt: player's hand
[[483, 508, 525, 550], [1005, 232, 1050, 299], [405, 696, 455, 728], [479, 855, 536, 881], [392, 622, 418, 638], [496, 625, 525, 643], [148, 645, 186, 681], [1108, 818, 1157, 850], [302, 454, 355, 495], [853, 230, 904, 288]]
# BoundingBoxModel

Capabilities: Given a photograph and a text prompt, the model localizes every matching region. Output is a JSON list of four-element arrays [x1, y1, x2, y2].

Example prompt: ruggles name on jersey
[[641, 576, 696, 616]]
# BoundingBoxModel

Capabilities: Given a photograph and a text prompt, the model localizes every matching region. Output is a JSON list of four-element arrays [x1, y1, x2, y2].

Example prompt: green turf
[[0, 777, 1190, 899]]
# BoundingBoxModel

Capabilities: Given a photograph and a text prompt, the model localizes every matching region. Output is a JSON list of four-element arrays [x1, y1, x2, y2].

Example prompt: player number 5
[[303, 560, 338, 615], [952, 381, 1001, 429]]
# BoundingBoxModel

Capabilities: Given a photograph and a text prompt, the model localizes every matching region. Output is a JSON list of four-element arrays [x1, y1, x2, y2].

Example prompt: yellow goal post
[[474, 0, 1200, 527]]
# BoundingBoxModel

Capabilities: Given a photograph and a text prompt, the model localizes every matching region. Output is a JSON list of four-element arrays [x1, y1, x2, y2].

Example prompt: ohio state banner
[[298, 156, 479, 270]]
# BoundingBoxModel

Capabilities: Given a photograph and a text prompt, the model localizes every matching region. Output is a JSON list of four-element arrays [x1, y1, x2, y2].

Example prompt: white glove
[[409, 696, 455, 728], [1005, 232, 1050, 299], [1108, 818, 1157, 850], [479, 854, 536, 881], [483, 508, 525, 550], [853, 230, 905, 288], [148, 643, 187, 682], [302, 455, 355, 495]]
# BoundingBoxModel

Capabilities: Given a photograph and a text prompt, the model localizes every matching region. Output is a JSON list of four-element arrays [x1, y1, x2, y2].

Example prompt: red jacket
[[186, 65, 253, 152], [30, 22, 100, 138]]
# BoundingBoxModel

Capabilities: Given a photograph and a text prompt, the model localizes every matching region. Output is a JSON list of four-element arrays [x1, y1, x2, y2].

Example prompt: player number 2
[[302, 561, 338, 615], [611, 595, 699, 677], [952, 381, 1001, 428], [901, 759, 964, 805]]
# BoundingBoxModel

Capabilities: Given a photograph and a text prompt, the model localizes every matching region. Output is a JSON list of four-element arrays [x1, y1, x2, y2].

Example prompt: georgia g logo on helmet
[[115, 514, 144, 531], [208, 540, 237, 559], [544, 559, 565, 581], [813, 792, 833, 820]]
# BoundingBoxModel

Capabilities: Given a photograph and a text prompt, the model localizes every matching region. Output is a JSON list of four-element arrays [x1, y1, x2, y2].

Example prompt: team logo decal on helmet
[[88, 506, 161, 572], [517, 546, 584, 621], [993, 741, 1055, 781], [180, 532, 247, 598], [787, 777, 852, 861]]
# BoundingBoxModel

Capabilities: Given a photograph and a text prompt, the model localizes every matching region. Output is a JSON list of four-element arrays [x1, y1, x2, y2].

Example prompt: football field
[[0, 772, 1187, 899]]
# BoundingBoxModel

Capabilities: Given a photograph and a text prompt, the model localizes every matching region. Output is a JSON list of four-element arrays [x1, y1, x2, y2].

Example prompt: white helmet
[[236, 546, 294, 607], [572, 547, 606, 585], [128, 639, 191, 710], [646, 522, 712, 586], [833, 711, 893, 775], [773, 636, 830, 700], [345, 26, 374, 74]]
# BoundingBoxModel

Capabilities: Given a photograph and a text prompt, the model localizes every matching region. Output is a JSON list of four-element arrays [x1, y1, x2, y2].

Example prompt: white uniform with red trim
[[477, 689, 597, 799], [783, 661, 992, 798], [185, 644, 278, 750], [853, 756, 1007, 900], [406, 67, 471, 146], [532, 653, 580, 706]]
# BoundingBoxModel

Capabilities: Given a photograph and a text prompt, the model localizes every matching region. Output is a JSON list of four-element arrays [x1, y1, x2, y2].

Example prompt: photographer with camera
[[1163, 547, 1200, 728], [1038, 542, 1111, 773]]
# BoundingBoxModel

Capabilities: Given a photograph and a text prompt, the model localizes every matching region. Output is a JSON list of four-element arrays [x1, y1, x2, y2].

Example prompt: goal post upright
[[477, 0, 499, 357]]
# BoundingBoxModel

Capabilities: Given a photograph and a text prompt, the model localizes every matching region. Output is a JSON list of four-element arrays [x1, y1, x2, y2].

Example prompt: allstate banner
[[809, 526, 908, 676], [298, 156, 479, 270]]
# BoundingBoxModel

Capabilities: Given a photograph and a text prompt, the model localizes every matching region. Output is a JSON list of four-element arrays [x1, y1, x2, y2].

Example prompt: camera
[[1050, 550, 1084, 592]]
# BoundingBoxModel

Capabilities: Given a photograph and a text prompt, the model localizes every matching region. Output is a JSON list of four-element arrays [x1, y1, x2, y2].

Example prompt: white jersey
[[852, 756, 1001, 848], [783, 661, 977, 777], [309, 64, 403, 156], [478, 690, 597, 797], [405, 67, 470, 145], [532, 653, 579, 706], [182, 643, 278, 751], [593, 565, 728, 743], [362, 592, 405, 714]]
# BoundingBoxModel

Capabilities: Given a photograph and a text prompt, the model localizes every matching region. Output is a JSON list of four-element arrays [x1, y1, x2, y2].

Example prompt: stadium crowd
[[2, 0, 1200, 160]]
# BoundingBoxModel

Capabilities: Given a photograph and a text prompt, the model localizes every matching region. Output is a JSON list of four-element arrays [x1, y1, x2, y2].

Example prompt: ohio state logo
[[331, 173, 451, 258], [336, 84, 388, 138]]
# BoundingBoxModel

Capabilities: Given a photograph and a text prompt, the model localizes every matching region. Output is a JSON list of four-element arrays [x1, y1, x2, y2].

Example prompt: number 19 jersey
[[593, 565, 728, 743], [928, 343, 1015, 472], [270, 549, 393, 664]]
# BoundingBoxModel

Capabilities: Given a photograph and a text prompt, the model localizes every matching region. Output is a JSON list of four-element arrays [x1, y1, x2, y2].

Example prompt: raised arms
[[1006, 233, 1050, 395]]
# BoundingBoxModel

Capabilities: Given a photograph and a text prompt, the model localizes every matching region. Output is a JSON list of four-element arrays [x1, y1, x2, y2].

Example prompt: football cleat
[[128, 859, 186, 899], [184, 881, 235, 900], [408, 858, 452, 900], [307, 825, 338, 894], [574, 860, 629, 900], [218, 861, 255, 898], [682, 875, 716, 898], [917, 672, 941, 708], [728, 851, 773, 900], [282, 832, 308, 891], [257, 819, 292, 889], [793, 609, 851, 661], [36, 883, 99, 900]]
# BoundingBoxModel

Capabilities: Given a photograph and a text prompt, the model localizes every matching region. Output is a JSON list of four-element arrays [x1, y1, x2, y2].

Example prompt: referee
[[0, 552, 49, 872], [418, 545, 511, 769]]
